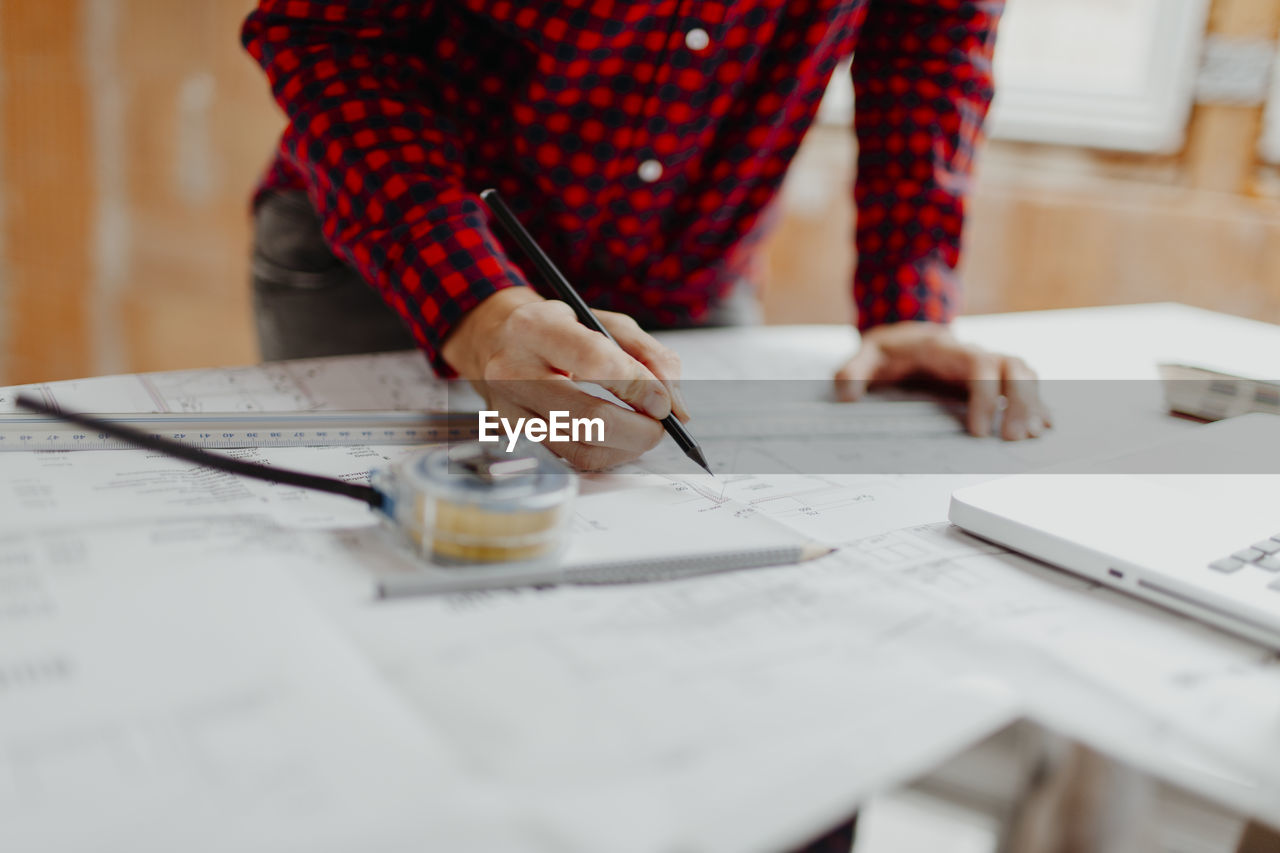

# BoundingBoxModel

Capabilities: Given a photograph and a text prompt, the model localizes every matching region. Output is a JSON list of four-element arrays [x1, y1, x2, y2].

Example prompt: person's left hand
[[834, 321, 1051, 440]]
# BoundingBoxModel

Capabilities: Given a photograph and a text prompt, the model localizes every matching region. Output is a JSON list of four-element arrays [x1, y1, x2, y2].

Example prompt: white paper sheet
[[0, 519, 518, 853], [0, 350, 450, 415], [280, 523, 1021, 853], [4, 311, 1280, 848], [820, 523, 1280, 823]]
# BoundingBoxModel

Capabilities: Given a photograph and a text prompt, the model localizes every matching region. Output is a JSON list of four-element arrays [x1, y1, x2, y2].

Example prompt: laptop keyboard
[[1209, 535, 1280, 574]]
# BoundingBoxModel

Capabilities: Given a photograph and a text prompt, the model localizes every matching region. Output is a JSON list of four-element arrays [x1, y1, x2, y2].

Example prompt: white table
[[2, 303, 1278, 853]]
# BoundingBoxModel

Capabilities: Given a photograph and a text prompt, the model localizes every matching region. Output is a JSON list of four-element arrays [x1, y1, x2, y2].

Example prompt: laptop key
[[1232, 548, 1264, 563], [1259, 556, 1280, 572], [1211, 557, 1245, 573], [1254, 540, 1280, 555]]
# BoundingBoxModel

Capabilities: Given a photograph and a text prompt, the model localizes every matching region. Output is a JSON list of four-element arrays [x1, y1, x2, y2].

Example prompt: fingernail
[[834, 379, 862, 402], [643, 388, 671, 419], [671, 385, 691, 422]]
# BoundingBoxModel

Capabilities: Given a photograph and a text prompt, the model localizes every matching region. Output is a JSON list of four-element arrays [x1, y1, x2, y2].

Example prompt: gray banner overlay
[[446, 380, 1280, 475]]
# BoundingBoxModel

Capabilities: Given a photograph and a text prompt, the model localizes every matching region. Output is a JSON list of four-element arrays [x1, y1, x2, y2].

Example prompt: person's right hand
[[440, 287, 688, 470]]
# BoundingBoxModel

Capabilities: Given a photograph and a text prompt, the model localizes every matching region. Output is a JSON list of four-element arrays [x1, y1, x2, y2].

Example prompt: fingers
[[507, 376, 666, 455], [840, 323, 1049, 442], [598, 310, 690, 422], [999, 357, 1044, 441], [964, 351, 1053, 441], [833, 343, 885, 402], [503, 301, 673, 420], [490, 380, 665, 471], [966, 353, 1003, 438], [597, 311, 680, 382], [470, 301, 675, 470]]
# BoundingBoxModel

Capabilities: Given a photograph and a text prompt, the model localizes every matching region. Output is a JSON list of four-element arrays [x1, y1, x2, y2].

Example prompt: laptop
[[949, 414, 1280, 650]]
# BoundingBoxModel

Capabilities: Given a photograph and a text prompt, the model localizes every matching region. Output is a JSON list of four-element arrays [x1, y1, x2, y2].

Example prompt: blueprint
[[0, 462, 1019, 853], [0, 350, 450, 415], [0, 518, 522, 853], [2, 323, 1280, 849], [821, 524, 1280, 815]]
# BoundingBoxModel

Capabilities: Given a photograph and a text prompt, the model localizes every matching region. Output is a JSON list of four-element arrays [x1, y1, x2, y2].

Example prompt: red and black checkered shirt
[[243, 1, 1001, 374]]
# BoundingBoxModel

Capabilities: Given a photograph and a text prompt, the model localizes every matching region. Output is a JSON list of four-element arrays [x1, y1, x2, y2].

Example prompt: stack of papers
[[3, 342, 1280, 851]]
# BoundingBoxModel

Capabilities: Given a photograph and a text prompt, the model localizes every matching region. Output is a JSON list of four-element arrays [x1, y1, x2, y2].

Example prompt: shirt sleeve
[[851, 0, 1003, 331], [241, 1, 531, 374]]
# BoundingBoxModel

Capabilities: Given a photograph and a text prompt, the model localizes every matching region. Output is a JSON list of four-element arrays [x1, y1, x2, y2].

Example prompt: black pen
[[479, 188, 712, 475]]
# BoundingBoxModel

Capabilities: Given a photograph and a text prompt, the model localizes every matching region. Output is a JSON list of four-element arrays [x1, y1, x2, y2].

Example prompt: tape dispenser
[[370, 441, 578, 568]]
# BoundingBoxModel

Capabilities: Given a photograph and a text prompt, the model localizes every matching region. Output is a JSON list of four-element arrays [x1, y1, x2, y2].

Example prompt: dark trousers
[[251, 190, 417, 361]]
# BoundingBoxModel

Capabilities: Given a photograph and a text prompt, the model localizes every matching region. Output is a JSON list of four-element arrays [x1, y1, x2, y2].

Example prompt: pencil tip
[[800, 543, 837, 561], [687, 445, 713, 476]]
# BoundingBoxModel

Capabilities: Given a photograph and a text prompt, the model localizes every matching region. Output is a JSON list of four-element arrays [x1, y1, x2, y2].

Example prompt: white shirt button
[[638, 159, 663, 183], [685, 28, 710, 51]]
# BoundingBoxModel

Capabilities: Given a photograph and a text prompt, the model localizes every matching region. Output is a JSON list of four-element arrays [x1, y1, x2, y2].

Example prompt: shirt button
[[637, 159, 663, 183], [685, 28, 710, 51]]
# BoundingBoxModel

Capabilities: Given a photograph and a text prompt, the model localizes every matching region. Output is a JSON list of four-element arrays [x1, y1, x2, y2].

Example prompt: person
[[242, 0, 1048, 475], [243, 6, 1047, 846]]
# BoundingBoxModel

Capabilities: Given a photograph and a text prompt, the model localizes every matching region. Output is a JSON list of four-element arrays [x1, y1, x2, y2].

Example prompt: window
[[987, 0, 1211, 152], [820, 0, 1212, 154]]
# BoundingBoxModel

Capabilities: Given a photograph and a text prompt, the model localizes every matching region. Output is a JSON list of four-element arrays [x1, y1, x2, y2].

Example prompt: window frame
[[984, 0, 1211, 154], [818, 0, 1213, 155], [1261, 56, 1280, 164]]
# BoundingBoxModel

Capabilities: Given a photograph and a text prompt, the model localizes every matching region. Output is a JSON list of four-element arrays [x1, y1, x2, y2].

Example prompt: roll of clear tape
[[370, 441, 577, 567]]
